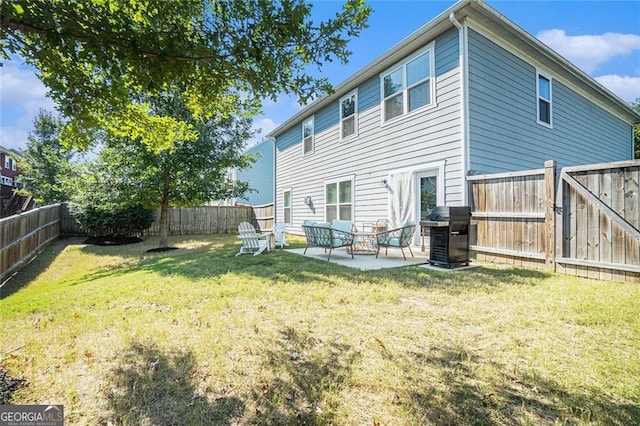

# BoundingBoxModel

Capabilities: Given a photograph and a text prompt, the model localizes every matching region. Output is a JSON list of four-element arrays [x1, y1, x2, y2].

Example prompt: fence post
[[544, 160, 557, 271]]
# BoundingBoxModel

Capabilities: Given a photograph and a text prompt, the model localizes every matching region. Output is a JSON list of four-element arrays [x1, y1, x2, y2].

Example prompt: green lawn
[[1, 235, 639, 425]]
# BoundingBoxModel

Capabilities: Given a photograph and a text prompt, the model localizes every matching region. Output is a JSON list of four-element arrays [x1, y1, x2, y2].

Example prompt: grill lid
[[427, 206, 472, 221]]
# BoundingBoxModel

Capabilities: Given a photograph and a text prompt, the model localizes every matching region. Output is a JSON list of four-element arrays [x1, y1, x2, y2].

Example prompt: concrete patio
[[285, 246, 481, 271]]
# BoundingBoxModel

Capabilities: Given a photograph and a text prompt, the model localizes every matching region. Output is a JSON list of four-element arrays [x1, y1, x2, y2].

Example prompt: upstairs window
[[302, 117, 314, 155], [381, 43, 434, 122], [340, 91, 358, 140], [4, 156, 9, 169], [537, 72, 552, 127], [11, 160, 16, 171]]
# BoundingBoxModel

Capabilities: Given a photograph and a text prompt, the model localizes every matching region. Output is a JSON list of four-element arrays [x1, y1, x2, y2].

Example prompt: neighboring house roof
[[268, 0, 640, 138], [0, 145, 24, 159]]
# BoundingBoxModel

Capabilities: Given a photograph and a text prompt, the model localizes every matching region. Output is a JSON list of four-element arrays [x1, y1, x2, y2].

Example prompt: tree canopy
[[1, 0, 371, 149], [76, 90, 255, 248], [17, 109, 78, 205]]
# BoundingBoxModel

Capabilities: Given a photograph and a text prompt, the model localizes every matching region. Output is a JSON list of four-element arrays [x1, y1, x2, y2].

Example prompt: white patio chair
[[273, 221, 288, 248], [236, 222, 270, 256]]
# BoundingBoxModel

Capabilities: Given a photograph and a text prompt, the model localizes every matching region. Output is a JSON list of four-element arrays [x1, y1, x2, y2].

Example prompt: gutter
[[449, 11, 470, 206]]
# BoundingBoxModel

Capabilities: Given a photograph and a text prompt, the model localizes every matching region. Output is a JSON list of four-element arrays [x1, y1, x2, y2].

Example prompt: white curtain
[[388, 172, 414, 228]]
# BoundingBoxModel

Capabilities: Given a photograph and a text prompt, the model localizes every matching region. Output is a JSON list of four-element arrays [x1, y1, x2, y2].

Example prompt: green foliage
[[73, 204, 155, 237], [73, 90, 255, 247], [17, 109, 78, 205], [76, 91, 254, 209], [1, 0, 371, 149]]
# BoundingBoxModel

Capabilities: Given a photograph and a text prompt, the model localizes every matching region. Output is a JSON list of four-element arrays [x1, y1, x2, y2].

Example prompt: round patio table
[[349, 231, 377, 255]]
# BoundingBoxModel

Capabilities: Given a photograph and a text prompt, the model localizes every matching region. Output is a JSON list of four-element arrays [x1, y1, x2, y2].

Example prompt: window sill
[[536, 120, 553, 129]]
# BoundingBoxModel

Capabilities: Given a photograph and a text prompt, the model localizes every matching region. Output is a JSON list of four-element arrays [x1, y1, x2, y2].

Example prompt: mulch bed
[[0, 369, 27, 404]]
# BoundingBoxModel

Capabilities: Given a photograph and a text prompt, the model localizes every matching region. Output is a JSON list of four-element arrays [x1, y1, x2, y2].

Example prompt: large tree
[[77, 90, 255, 248], [18, 109, 78, 205], [1, 0, 371, 149]]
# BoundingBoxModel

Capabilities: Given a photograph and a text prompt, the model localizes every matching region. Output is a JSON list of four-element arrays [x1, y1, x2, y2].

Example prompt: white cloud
[[537, 30, 640, 73], [0, 58, 57, 150], [595, 75, 640, 104], [0, 61, 50, 106], [0, 127, 29, 151]]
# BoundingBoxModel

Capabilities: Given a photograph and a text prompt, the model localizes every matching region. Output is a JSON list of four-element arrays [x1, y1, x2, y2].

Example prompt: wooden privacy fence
[[146, 205, 254, 235], [250, 203, 275, 231], [557, 161, 639, 282], [469, 159, 640, 283], [1, 203, 62, 283], [61, 204, 274, 236]]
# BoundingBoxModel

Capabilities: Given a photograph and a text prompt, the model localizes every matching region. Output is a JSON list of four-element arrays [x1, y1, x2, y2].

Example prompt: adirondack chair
[[236, 222, 271, 256], [273, 221, 288, 249], [374, 221, 417, 260]]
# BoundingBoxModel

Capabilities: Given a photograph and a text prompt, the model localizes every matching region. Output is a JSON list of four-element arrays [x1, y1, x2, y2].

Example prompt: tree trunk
[[159, 198, 169, 248], [158, 173, 170, 248]]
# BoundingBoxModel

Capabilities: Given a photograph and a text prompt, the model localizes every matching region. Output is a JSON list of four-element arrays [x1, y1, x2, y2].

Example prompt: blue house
[[268, 0, 640, 237], [233, 139, 274, 206]]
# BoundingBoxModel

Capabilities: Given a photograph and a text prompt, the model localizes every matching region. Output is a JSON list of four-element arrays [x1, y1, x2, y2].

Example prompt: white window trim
[[339, 89, 358, 142], [380, 42, 437, 126], [283, 189, 292, 224], [536, 69, 553, 129], [302, 116, 315, 156], [323, 175, 355, 223]]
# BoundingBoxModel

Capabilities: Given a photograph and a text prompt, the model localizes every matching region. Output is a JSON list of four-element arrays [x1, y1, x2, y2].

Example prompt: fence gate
[[556, 161, 640, 283]]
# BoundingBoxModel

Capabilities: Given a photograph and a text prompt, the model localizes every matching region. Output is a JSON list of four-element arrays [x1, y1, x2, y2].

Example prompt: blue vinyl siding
[[276, 123, 302, 151], [467, 29, 632, 173], [551, 81, 631, 163], [315, 100, 339, 134], [358, 76, 379, 112], [237, 140, 274, 205], [435, 27, 459, 76]]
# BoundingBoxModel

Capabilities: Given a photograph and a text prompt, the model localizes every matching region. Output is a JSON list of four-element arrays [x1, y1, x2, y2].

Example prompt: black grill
[[422, 206, 471, 268]]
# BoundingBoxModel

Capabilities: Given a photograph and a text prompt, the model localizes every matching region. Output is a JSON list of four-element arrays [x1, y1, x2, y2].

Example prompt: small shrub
[[74, 204, 155, 237]]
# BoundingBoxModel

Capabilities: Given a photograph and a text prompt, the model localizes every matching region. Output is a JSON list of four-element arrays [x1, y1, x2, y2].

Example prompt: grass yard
[[1, 234, 639, 425]]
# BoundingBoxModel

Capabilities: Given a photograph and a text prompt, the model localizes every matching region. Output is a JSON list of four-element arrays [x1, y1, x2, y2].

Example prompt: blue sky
[[1, 0, 639, 152]]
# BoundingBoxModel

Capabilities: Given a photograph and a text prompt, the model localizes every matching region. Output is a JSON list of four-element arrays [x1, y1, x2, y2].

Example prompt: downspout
[[450, 12, 470, 206]]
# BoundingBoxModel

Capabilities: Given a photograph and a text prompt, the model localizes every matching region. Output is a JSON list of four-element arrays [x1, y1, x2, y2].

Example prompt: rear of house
[[269, 0, 639, 238]]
